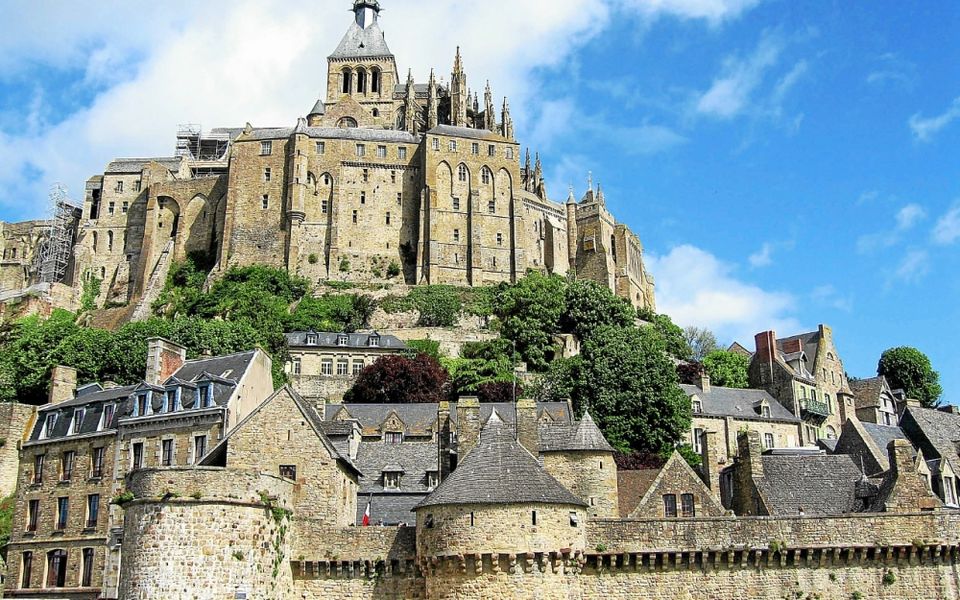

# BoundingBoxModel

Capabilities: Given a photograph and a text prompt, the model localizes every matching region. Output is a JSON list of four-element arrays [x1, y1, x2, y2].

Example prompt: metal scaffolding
[[33, 184, 79, 284]]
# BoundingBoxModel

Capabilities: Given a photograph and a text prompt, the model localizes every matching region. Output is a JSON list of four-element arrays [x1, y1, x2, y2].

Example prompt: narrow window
[[91, 447, 104, 478], [279, 465, 297, 481], [292, 358, 302, 375], [385, 212, 391, 225], [27, 500, 39, 532], [482, 169, 491, 184], [263, 167, 271, 182], [60, 451, 74, 481], [342, 69, 352, 93], [693, 428, 704, 454], [569, 511, 579, 527], [42, 414, 57, 439], [385, 432, 403, 444], [357, 70, 367, 93], [377, 145, 387, 159], [136, 394, 148, 417], [201, 385, 213, 407], [86, 494, 100, 528], [260, 141, 272, 156], [356, 144, 366, 157], [458, 164, 467, 182], [680, 494, 695, 518], [71, 409, 85, 435], [487, 144, 495, 157], [506, 148, 514, 160], [449, 140, 458, 152], [321, 198, 329, 214], [122, 201, 129, 214], [397, 192, 402, 205], [432, 138, 440, 151], [316, 141, 325, 154], [21, 552, 33, 589], [663, 494, 677, 518], [194, 435, 208, 463], [115, 180, 124, 193], [453, 229, 460, 243], [132, 442, 144, 470], [360, 191, 366, 204], [762, 405, 771, 418], [693, 399, 702, 414], [81, 548, 95, 587], [108, 202, 115, 215], [488, 200, 496, 214], [47, 550, 67, 588], [56, 497, 69, 530], [764, 433, 774, 449], [471, 143, 479, 155], [92, 231, 98, 253], [531, 510, 537, 526], [452, 197, 460, 211], [398, 147, 407, 160], [261, 195, 269, 210], [133, 180, 141, 192], [352, 210, 358, 224], [496, 232, 503, 246], [161, 439, 174, 467], [372, 69, 381, 93], [362, 169, 369, 183], [470, 511, 475, 526], [33, 454, 44, 484], [107, 230, 114, 251]]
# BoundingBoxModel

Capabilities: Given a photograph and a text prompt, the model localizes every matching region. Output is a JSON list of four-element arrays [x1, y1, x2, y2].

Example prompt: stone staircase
[[131, 240, 174, 321]]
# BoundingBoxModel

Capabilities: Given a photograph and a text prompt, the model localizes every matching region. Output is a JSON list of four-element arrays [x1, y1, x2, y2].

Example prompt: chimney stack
[[455, 396, 481, 458], [700, 429, 721, 499], [145, 337, 187, 386], [48, 366, 77, 405], [515, 397, 539, 455], [699, 372, 711, 393], [881, 439, 941, 512], [754, 330, 777, 385]]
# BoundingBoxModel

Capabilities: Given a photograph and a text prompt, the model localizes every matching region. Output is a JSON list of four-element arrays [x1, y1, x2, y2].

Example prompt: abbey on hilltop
[[7, 0, 657, 312]]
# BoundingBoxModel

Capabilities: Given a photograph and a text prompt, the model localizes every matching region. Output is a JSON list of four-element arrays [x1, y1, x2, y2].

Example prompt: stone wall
[[124, 466, 292, 505], [541, 452, 619, 519], [0, 403, 35, 496]]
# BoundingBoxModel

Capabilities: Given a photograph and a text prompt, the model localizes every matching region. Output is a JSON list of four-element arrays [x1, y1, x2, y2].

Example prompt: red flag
[[361, 499, 371, 527]]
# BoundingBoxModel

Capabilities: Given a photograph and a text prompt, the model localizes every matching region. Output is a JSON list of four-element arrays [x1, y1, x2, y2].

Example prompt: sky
[[0, 0, 957, 400]]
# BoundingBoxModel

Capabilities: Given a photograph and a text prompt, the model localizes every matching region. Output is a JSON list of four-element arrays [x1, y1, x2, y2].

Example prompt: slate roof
[[539, 412, 614, 452], [105, 157, 181, 174], [861, 423, 912, 457], [681, 384, 799, 422], [308, 99, 326, 116], [355, 441, 438, 495], [357, 493, 421, 526], [329, 20, 393, 60], [414, 411, 586, 509], [850, 377, 887, 409], [428, 125, 505, 142], [324, 403, 439, 437], [903, 407, 960, 465], [241, 126, 419, 144], [286, 331, 407, 350], [756, 453, 865, 515], [449, 402, 572, 426], [617, 470, 659, 517]]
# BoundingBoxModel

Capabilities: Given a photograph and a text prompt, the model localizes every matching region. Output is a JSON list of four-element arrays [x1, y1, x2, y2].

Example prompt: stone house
[[286, 330, 407, 403], [833, 417, 916, 477], [899, 406, 960, 507], [682, 374, 801, 500], [3, 338, 275, 599], [617, 451, 725, 519], [849, 375, 901, 426], [749, 325, 855, 445], [55, 0, 654, 314]]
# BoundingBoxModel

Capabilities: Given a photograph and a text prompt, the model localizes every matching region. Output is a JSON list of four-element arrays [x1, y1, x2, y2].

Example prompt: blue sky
[[0, 0, 957, 400]]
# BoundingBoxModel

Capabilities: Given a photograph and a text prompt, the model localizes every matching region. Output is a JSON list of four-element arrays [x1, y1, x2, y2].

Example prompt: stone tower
[[540, 412, 620, 518]]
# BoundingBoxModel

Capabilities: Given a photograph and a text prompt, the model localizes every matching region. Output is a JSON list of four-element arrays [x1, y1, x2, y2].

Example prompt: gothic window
[[372, 68, 381, 93], [458, 164, 467, 182], [342, 69, 353, 94], [481, 168, 491, 185], [357, 69, 367, 93]]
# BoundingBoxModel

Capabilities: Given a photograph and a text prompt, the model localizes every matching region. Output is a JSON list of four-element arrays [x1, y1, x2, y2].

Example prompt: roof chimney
[[699, 372, 711, 393], [145, 337, 187, 386], [516, 397, 539, 455], [881, 439, 942, 512], [754, 330, 777, 383], [455, 397, 481, 458], [48, 366, 77, 405]]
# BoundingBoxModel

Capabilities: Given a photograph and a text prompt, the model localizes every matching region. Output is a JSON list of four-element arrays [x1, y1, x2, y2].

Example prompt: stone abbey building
[[47, 0, 657, 312]]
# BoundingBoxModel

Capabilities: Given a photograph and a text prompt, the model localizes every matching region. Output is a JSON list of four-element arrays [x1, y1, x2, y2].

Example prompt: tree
[[442, 339, 516, 398], [344, 354, 449, 404], [494, 273, 567, 372], [878, 347, 943, 408], [683, 326, 719, 362], [702, 350, 750, 389], [637, 308, 691, 361], [537, 325, 690, 455], [561, 279, 635, 341]]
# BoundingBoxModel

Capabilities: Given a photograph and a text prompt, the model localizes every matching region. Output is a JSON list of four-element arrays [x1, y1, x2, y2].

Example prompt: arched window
[[47, 550, 67, 587], [481, 168, 491, 185], [107, 230, 114, 252], [372, 108, 380, 117], [357, 69, 367, 94], [458, 164, 468, 182], [341, 69, 353, 94], [372, 69, 381, 93], [92, 232, 98, 252], [337, 117, 358, 129]]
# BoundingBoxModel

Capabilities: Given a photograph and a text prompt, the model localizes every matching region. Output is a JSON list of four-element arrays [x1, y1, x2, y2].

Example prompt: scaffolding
[[33, 184, 80, 284], [176, 124, 230, 161]]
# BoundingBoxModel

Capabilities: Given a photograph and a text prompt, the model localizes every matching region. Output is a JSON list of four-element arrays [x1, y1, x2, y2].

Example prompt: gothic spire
[[484, 81, 496, 131], [501, 97, 514, 140], [427, 69, 439, 130], [450, 47, 468, 127]]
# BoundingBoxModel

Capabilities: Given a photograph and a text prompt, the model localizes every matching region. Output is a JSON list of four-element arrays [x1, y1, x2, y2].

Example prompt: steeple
[[403, 69, 418, 134], [534, 153, 546, 199], [450, 47, 468, 127], [427, 69, 439, 130], [501, 97, 514, 140], [352, 0, 380, 28], [523, 149, 532, 191], [484, 81, 496, 131]]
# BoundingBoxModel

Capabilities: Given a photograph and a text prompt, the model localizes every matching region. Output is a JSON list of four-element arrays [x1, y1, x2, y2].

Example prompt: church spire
[[484, 81, 496, 131], [450, 47, 468, 127], [403, 69, 418, 134], [501, 97, 514, 140], [427, 68, 439, 130]]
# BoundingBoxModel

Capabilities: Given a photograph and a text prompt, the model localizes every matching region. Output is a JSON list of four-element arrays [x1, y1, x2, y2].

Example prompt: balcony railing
[[801, 398, 831, 418]]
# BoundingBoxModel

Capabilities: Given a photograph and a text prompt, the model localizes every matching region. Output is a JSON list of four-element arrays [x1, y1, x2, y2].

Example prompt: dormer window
[[164, 389, 179, 413], [761, 405, 771, 418], [100, 404, 115, 430], [337, 334, 349, 347], [70, 409, 85, 435], [40, 414, 57, 439], [427, 471, 439, 491], [135, 393, 149, 417], [692, 399, 702, 414], [368, 335, 380, 348], [385, 431, 403, 444], [200, 385, 213, 408], [384, 472, 401, 490], [306, 333, 318, 345]]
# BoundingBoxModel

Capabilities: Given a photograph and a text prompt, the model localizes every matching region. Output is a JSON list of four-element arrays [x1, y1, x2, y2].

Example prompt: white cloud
[[748, 243, 774, 268], [856, 202, 926, 254], [932, 203, 960, 246], [646, 245, 802, 345], [695, 32, 784, 119], [891, 249, 929, 285], [909, 96, 960, 142], [0, 0, 615, 218], [895, 203, 927, 231], [619, 0, 762, 24], [811, 284, 853, 312]]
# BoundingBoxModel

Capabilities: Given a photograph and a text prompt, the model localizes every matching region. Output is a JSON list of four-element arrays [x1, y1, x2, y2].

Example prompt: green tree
[[494, 273, 567, 372], [637, 308, 691, 361], [406, 339, 442, 361], [442, 339, 516, 397], [0, 310, 82, 403], [537, 325, 690, 454], [683, 326, 719, 362], [702, 350, 750, 389], [561, 279, 635, 341], [878, 346, 943, 407]]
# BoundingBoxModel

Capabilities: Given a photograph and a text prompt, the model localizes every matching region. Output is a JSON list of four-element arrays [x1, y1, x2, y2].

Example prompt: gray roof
[[539, 412, 614, 452], [29, 385, 137, 441], [903, 407, 960, 465], [286, 331, 407, 351], [757, 453, 865, 515], [329, 20, 393, 60], [308, 99, 326, 116], [105, 157, 181, 174], [850, 376, 888, 409], [356, 441, 438, 494], [861, 423, 912, 456], [428, 124, 505, 142], [357, 493, 421, 526], [325, 403, 439, 437], [449, 402, 572, 426], [414, 411, 586, 509], [681, 384, 799, 422], [242, 126, 419, 144], [242, 127, 294, 141]]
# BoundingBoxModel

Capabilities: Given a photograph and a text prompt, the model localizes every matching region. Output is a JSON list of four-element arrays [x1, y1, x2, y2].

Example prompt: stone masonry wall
[[541, 452, 618, 519], [0, 403, 35, 496]]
